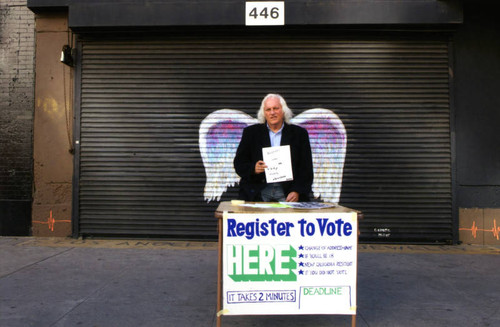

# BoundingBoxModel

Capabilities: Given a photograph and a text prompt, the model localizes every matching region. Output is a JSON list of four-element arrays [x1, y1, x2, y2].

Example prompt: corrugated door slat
[[78, 33, 451, 242]]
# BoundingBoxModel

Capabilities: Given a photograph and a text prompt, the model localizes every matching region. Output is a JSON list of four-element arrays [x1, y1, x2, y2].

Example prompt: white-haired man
[[234, 94, 313, 202]]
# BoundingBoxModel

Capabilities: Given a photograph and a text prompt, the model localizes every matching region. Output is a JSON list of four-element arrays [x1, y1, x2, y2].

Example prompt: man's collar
[[266, 122, 285, 133]]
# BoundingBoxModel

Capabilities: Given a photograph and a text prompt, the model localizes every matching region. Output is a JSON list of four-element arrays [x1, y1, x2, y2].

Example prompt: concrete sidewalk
[[1, 237, 499, 327]]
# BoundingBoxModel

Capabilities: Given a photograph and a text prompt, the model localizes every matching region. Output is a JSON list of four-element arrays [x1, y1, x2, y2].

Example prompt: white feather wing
[[292, 109, 347, 204], [199, 109, 257, 202]]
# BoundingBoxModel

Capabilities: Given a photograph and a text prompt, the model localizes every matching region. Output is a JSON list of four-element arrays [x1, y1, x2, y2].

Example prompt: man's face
[[264, 97, 284, 129]]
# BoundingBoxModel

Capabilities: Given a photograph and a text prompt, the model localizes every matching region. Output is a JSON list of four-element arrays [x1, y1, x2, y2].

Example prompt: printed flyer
[[222, 211, 357, 315]]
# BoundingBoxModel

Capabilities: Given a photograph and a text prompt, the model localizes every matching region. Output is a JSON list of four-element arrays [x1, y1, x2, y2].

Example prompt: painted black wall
[[454, 2, 500, 207], [28, 0, 463, 27]]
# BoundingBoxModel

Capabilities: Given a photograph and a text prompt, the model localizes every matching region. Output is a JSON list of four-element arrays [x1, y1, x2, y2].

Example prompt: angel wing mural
[[199, 108, 347, 203]]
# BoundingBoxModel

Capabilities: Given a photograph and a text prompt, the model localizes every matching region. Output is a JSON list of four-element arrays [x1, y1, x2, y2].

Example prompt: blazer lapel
[[261, 124, 271, 148], [280, 123, 291, 146]]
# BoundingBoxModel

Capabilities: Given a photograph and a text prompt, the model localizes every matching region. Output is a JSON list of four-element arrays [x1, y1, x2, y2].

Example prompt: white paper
[[263, 145, 293, 183], [279, 202, 337, 210]]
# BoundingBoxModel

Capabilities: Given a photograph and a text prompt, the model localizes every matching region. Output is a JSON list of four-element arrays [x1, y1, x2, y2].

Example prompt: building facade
[[3, 0, 496, 244]]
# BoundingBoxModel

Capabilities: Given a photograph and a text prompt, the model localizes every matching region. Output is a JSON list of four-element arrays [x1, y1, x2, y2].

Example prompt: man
[[233, 94, 313, 202]]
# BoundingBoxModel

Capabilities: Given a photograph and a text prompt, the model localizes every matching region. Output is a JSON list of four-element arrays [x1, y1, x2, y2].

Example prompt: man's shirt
[[267, 122, 284, 147]]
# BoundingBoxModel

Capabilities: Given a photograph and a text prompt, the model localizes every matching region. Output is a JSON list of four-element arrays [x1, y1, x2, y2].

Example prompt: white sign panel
[[246, 1, 285, 26], [263, 145, 293, 183], [222, 211, 357, 315]]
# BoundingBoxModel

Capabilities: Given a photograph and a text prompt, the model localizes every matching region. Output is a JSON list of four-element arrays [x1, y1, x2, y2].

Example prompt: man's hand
[[286, 191, 299, 202], [255, 160, 267, 174]]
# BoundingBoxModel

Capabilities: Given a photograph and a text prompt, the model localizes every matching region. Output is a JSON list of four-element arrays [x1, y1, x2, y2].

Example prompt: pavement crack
[[48, 265, 131, 327], [0, 247, 75, 279], [357, 310, 370, 327]]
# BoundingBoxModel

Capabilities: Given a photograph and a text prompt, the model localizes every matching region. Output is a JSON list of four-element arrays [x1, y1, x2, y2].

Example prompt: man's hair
[[257, 93, 294, 124]]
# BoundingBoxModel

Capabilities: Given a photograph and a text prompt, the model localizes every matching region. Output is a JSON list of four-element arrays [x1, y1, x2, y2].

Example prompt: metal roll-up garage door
[[77, 30, 452, 242]]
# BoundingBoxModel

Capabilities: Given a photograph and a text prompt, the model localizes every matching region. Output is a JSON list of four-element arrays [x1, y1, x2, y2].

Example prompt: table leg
[[217, 218, 222, 327]]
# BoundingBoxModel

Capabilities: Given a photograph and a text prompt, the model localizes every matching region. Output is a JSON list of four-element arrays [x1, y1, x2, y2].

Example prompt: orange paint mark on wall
[[493, 219, 500, 240], [33, 210, 71, 232], [459, 219, 500, 240]]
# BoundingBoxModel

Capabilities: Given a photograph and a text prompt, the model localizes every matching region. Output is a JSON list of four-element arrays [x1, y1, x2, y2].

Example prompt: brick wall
[[0, 0, 35, 235]]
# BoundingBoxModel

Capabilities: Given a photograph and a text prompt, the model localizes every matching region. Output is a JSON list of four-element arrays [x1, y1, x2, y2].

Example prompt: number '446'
[[249, 7, 280, 19]]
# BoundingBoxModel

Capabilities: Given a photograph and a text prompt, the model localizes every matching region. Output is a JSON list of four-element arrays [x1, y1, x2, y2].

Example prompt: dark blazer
[[233, 123, 313, 201]]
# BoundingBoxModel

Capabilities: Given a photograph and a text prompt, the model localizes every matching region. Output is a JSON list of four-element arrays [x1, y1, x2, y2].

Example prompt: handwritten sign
[[263, 145, 293, 183], [222, 211, 358, 315]]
